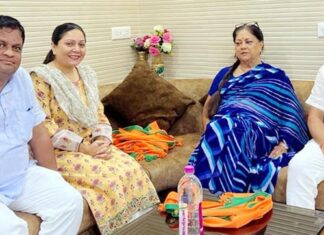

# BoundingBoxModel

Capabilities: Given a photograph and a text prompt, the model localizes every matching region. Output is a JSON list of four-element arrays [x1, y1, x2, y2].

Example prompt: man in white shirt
[[0, 15, 83, 234], [286, 65, 324, 210]]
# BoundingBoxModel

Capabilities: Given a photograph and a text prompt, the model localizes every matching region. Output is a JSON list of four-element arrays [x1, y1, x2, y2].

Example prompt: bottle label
[[198, 202, 204, 235], [179, 203, 188, 235]]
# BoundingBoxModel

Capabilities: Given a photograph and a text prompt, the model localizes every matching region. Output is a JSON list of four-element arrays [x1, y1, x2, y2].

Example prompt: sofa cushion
[[15, 211, 41, 235], [102, 61, 195, 131], [140, 133, 200, 192], [169, 103, 203, 135], [139, 133, 201, 191]]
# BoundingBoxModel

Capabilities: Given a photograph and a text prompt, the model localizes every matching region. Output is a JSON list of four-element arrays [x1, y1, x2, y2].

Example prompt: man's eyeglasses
[[235, 21, 259, 29]]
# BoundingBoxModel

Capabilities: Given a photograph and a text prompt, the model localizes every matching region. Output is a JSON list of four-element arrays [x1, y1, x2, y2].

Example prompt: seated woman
[[30, 22, 159, 234], [189, 22, 308, 194]]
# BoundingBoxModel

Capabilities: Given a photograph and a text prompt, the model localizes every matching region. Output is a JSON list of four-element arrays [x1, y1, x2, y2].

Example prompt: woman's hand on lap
[[79, 140, 112, 159], [269, 142, 288, 158]]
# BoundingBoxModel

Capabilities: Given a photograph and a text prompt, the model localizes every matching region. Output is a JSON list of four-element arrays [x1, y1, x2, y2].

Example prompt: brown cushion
[[169, 103, 203, 135], [102, 61, 195, 131], [199, 93, 208, 105]]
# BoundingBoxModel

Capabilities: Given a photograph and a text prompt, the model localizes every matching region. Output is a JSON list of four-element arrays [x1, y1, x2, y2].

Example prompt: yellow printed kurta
[[31, 73, 159, 234]]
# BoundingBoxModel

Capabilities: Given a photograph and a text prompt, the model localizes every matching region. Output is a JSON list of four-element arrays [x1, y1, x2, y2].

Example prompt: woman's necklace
[[52, 61, 80, 86], [238, 65, 252, 74], [71, 77, 80, 86], [65, 70, 80, 87], [234, 66, 250, 77]]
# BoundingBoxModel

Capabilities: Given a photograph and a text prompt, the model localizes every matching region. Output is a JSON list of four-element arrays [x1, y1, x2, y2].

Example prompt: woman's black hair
[[43, 22, 86, 64], [207, 23, 264, 118], [206, 59, 240, 118], [0, 15, 25, 44], [233, 23, 263, 43]]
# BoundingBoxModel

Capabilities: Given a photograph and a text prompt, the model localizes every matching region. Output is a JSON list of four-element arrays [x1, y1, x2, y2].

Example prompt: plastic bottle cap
[[184, 165, 194, 174]]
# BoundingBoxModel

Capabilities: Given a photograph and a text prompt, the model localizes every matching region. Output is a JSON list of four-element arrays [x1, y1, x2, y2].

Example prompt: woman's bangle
[[77, 139, 84, 152]]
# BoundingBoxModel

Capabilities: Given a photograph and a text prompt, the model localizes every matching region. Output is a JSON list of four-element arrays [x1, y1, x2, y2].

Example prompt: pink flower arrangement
[[130, 35, 151, 52], [131, 25, 173, 57]]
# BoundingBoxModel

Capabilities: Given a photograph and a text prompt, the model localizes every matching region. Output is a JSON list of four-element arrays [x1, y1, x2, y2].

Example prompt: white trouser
[[0, 165, 83, 235], [286, 139, 324, 210]]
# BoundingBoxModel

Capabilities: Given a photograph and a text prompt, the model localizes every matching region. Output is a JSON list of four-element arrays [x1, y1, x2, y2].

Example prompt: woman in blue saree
[[189, 22, 308, 194]]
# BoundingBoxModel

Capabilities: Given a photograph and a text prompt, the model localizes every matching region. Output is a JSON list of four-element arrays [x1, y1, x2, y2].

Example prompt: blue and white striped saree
[[189, 63, 308, 194]]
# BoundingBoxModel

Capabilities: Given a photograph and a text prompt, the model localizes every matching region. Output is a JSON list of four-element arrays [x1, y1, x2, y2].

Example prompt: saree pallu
[[189, 63, 308, 194]]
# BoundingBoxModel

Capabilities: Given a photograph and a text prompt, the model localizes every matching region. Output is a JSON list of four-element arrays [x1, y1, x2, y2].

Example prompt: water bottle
[[178, 165, 203, 235]]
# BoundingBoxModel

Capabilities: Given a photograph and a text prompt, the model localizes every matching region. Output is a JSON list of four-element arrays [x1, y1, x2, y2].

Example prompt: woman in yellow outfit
[[30, 22, 159, 234]]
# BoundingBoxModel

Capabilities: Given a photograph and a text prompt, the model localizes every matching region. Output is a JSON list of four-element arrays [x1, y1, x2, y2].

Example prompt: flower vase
[[137, 51, 148, 62], [151, 55, 165, 77]]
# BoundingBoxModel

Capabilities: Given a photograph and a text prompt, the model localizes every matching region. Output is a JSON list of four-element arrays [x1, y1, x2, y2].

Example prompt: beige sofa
[[16, 78, 323, 234]]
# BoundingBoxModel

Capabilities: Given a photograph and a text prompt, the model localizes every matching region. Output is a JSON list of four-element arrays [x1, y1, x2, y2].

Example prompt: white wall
[[2, 0, 324, 83], [139, 0, 324, 81], [2, 0, 141, 84]]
